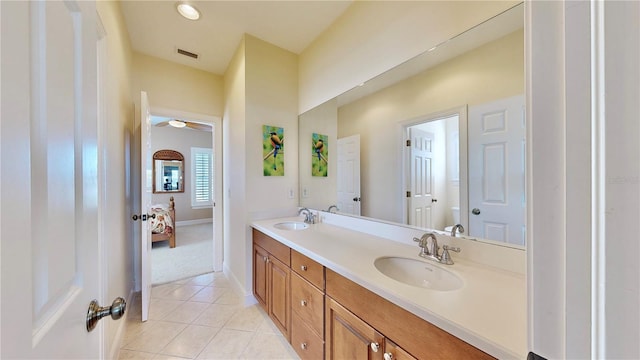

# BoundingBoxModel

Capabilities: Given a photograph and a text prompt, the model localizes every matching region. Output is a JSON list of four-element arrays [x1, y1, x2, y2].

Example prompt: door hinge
[[406, 139, 411, 147], [406, 191, 411, 197]]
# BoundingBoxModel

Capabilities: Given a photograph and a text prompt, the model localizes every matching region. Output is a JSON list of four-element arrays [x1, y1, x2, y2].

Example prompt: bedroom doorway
[[146, 106, 223, 286]]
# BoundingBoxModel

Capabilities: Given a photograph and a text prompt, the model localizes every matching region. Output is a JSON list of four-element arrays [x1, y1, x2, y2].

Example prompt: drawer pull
[[301, 342, 307, 350], [300, 300, 307, 307], [384, 353, 394, 360], [370, 342, 380, 352], [300, 265, 308, 271]]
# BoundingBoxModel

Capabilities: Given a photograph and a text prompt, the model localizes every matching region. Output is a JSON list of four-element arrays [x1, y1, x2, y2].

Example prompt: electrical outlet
[[302, 187, 309, 198], [288, 188, 295, 199]]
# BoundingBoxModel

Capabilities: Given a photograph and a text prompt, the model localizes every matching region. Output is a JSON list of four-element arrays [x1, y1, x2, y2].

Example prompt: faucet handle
[[440, 245, 461, 265]]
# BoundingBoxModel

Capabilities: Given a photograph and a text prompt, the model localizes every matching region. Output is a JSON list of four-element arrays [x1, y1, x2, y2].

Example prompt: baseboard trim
[[223, 262, 256, 306], [175, 218, 213, 227]]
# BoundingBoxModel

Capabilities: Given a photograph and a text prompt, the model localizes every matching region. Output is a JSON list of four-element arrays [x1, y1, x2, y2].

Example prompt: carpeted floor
[[152, 223, 214, 285]]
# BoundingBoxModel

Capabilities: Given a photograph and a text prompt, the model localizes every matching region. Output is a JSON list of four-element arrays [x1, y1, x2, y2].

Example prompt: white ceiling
[[120, 0, 353, 75]]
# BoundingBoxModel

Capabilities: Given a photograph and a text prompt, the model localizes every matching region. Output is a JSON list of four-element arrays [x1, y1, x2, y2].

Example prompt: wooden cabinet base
[[326, 269, 495, 360]]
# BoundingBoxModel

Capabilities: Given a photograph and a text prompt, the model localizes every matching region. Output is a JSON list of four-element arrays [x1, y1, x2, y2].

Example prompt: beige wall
[[151, 126, 213, 222], [338, 30, 524, 224], [299, 1, 519, 113], [132, 52, 224, 117], [96, 1, 134, 358], [224, 35, 299, 297]]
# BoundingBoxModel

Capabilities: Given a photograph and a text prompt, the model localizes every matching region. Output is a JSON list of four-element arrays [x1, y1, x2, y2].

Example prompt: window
[[191, 147, 213, 208]]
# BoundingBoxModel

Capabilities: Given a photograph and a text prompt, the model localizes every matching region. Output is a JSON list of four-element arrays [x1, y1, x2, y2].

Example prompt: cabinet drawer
[[291, 312, 324, 360], [291, 249, 324, 289], [253, 229, 290, 266], [291, 273, 324, 337]]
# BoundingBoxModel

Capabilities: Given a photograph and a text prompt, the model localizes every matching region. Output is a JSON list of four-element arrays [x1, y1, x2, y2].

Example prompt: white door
[[337, 135, 361, 215], [140, 91, 153, 321], [468, 95, 525, 245], [1, 1, 106, 358], [408, 128, 435, 228]]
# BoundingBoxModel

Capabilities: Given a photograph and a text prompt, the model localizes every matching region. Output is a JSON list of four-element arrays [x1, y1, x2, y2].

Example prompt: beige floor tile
[[148, 299, 184, 320], [192, 303, 239, 328], [152, 284, 183, 299], [122, 321, 188, 353], [214, 290, 242, 305], [162, 301, 210, 324], [242, 332, 299, 360], [189, 286, 228, 303], [118, 349, 157, 360], [210, 276, 231, 288], [160, 324, 221, 359], [152, 354, 193, 360], [196, 329, 255, 359], [224, 305, 265, 332], [186, 272, 216, 286], [165, 284, 206, 301]]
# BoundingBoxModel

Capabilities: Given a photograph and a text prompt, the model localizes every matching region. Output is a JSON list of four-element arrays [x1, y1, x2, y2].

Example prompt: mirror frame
[[152, 149, 185, 194]]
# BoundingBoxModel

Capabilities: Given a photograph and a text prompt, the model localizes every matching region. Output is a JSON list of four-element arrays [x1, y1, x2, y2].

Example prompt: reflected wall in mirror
[[153, 149, 185, 193], [299, 3, 525, 247]]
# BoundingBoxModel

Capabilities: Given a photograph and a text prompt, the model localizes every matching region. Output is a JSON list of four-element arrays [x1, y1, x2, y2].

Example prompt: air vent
[[176, 48, 199, 60]]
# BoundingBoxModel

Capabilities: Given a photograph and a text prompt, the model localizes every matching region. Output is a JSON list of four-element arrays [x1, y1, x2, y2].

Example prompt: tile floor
[[118, 272, 299, 360]]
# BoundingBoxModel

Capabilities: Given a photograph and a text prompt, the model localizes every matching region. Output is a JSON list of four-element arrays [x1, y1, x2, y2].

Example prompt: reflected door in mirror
[[337, 135, 361, 215], [468, 95, 525, 245]]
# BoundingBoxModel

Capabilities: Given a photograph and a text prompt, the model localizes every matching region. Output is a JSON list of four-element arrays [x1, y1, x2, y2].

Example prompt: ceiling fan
[[155, 119, 212, 132]]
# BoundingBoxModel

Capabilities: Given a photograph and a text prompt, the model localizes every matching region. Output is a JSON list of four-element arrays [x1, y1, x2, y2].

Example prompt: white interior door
[[337, 135, 361, 215], [408, 128, 435, 228], [140, 91, 153, 321], [1, 1, 104, 357], [468, 95, 525, 245]]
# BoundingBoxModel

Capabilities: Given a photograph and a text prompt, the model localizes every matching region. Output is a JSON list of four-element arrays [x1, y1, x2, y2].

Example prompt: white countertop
[[251, 216, 527, 359]]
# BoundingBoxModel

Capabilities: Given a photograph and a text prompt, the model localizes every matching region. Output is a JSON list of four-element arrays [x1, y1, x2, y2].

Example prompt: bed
[[150, 196, 176, 248]]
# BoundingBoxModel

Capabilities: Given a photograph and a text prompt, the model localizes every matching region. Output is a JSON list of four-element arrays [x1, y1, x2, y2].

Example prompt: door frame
[[399, 106, 468, 229], [142, 107, 224, 277]]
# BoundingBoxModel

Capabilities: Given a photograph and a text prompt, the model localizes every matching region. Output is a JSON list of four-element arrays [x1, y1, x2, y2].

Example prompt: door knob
[[352, 197, 361, 202], [132, 213, 156, 221], [431, 198, 438, 203], [86, 297, 126, 332], [472, 208, 481, 215]]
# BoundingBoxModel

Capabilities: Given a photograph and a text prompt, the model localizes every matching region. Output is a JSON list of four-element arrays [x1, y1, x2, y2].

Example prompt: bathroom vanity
[[251, 215, 526, 359]]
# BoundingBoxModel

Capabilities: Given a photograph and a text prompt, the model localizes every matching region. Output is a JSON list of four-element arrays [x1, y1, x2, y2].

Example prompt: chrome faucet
[[413, 232, 461, 265], [450, 224, 464, 237], [298, 207, 315, 224], [326, 205, 339, 213]]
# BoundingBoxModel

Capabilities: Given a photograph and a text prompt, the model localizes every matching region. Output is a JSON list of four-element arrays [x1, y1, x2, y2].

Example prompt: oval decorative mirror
[[153, 149, 184, 193]]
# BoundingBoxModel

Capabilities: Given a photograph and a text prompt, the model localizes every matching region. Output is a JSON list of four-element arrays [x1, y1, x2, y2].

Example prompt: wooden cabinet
[[291, 250, 326, 359], [326, 297, 384, 360], [325, 269, 495, 360], [252, 229, 494, 360], [383, 339, 417, 360], [252, 229, 291, 340]]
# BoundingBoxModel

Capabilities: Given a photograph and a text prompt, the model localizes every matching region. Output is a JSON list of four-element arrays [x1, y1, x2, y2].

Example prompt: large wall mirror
[[153, 149, 185, 193], [299, 3, 525, 248]]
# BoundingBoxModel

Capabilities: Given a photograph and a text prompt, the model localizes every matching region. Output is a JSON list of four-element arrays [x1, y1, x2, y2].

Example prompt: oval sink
[[374, 257, 463, 291], [273, 221, 309, 231]]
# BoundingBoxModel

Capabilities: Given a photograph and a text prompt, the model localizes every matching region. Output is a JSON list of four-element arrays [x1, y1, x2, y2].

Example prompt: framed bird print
[[312, 133, 328, 177], [263, 125, 284, 176]]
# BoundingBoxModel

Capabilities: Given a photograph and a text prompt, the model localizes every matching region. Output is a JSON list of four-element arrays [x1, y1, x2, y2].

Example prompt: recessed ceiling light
[[176, 3, 200, 21], [169, 119, 187, 128]]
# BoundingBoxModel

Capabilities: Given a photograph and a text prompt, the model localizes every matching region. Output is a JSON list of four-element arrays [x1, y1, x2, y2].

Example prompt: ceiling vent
[[176, 48, 199, 60]]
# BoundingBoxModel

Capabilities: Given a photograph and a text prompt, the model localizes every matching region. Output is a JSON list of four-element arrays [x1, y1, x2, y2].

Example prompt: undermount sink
[[273, 221, 309, 231], [374, 257, 463, 291]]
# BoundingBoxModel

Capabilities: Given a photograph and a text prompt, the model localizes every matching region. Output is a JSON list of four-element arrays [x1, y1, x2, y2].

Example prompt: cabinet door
[[253, 244, 269, 309], [384, 339, 417, 360], [326, 297, 384, 360], [269, 256, 291, 340]]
